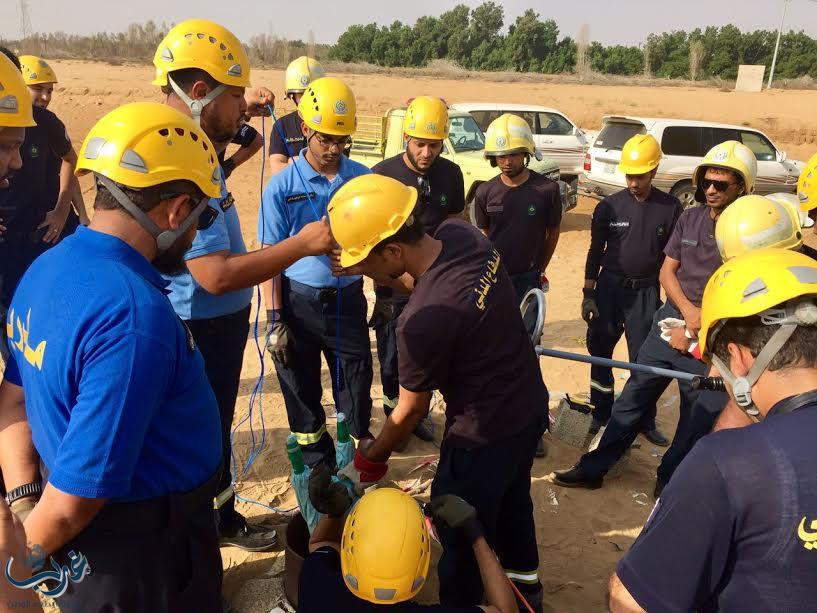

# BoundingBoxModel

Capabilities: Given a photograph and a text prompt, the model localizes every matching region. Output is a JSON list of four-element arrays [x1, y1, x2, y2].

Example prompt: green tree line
[[330, 2, 817, 80]]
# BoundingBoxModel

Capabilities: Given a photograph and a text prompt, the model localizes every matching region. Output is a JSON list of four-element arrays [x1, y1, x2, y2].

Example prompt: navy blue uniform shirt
[[585, 187, 682, 280], [3, 226, 222, 501], [663, 205, 723, 307], [618, 398, 817, 611]]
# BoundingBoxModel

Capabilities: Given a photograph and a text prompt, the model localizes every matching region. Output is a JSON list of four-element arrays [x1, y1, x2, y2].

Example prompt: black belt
[[86, 467, 220, 535], [287, 277, 363, 304], [603, 269, 659, 290]]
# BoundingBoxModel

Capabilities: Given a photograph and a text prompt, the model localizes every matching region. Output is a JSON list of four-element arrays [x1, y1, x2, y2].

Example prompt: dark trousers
[[432, 421, 546, 613], [578, 302, 726, 486], [186, 305, 250, 533], [587, 269, 660, 427], [54, 471, 222, 613], [510, 269, 539, 305], [275, 278, 373, 468], [373, 296, 408, 408]]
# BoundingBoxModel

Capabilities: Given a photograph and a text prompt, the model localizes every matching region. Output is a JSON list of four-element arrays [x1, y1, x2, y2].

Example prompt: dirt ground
[[29, 61, 817, 611]]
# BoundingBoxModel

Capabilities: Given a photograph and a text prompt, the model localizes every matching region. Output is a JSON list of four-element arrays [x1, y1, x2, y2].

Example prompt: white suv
[[580, 116, 804, 207], [451, 102, 589, 187]]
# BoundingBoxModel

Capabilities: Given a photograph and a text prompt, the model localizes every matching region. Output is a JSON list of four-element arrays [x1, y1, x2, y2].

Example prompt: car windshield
[[594, 122, 646, 151], [448, 115, 486, 152]]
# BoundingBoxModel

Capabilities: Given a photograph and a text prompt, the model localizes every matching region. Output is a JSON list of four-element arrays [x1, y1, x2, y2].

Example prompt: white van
[[450, 102, 589, 187], [581, 116, 804, 207]]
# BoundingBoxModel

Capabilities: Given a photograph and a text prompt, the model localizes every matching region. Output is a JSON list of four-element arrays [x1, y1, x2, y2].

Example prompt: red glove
[[338, 440, 388, 493]]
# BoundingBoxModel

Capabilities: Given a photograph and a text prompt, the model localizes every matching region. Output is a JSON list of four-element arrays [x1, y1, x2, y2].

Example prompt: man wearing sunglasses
[[369, 96, 465, 443], [260, 77, 374, 471], [555, 140, 757, 496], [0, 102, 228, 610], [153, 19, 334, 553]]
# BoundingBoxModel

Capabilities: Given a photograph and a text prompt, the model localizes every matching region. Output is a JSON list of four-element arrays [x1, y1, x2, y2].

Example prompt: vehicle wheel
[[671, 181, 697, 209]]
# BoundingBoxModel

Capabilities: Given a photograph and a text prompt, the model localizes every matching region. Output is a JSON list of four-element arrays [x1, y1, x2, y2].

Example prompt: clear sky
[[3, 0, 817, 47]]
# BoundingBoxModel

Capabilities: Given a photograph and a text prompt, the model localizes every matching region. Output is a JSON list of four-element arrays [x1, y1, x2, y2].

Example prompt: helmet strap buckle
[[168, 75, 226, 127]]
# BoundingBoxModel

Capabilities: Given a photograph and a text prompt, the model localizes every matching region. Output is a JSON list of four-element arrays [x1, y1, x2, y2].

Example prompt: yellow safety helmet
[[327, 174, 418, 268], [797, 153, 817, 212], [618, 134, 662, 175], [340, 488, 431, 605], [76, 101, 221, 198], [0, 54, 36, 128], [715, 194, 802, 261], [18, 55, 57, 85], [285, 56, 326, 94], [484, 113, 538, 159], [297, 76, 357, 137], [403, 96, 449, 141], [152, 19, 250, 124], [693, 140, 757, 202], [699, 248, 817, 411], [152, 19, 250, 88]]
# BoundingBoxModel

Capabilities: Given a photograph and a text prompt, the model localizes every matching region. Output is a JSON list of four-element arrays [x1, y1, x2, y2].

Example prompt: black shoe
[[535, 437, 548, 458], [412, 417, 434, 442], [552, 465, 603, 489], [219, 521, 278, 552], [653, 480, 665, 499], [642, 428, 670, 447]]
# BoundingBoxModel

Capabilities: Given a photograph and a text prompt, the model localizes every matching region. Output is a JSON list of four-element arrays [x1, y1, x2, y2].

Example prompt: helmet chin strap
[[96, 175, 207, 253], [711, 321, 799, 420], [168, 75, 226, 126]]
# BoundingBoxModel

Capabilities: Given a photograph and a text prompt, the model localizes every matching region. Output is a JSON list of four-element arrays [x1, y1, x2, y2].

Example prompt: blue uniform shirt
[[259, 150, 370, 289], [3, 226, 222, 502], [617, 399, 817, 611], [165, 170, 253, 319]]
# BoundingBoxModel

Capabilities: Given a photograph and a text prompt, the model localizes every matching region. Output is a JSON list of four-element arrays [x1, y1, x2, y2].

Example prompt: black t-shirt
[[298, 546, 481, 612], [618, 399, 817, 612], [218, 123, 260, 166], [473, 172, 562, 275], [585, 187, 682, 281], [397, 220, 547, 447], [372, 154, 466, 236], [1, 106, 71, 237], [269, 110, 307, 158]]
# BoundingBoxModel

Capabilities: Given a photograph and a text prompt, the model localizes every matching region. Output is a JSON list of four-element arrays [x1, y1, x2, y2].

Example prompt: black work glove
[[425, 495, 483, 544], [367, 295, 396, 329], [308, 463, 353, 518], [581, 288, 600, 324], [265, 317, 293, 367]]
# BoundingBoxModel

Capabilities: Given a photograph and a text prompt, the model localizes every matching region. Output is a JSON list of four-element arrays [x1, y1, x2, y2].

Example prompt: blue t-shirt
[[617, 400, 817, 612], [3, 226, 222, 502], [258, 150, 370, 289], [165, 170, 253, 320]]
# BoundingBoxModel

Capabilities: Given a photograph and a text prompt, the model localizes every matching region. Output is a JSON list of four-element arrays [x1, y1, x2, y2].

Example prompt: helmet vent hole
[[197, 33, 205, 40], [175, 128, 185, 136], [184, 34, 193, 41], [158, 128, 169, 137], [227, 53, 234, 61], [220, 43, 227, 51], [202, 141, 209, 151], [190, 132, 198, 142], [209, 36, 217, 44]]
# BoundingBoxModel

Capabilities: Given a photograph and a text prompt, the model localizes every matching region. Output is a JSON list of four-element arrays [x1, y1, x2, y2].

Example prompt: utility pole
[[767, 0, 790, 89], [19, 0, 32, 40]]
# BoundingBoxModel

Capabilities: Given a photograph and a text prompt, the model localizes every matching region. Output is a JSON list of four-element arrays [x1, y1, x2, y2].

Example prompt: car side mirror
[[573, 126, 581, 136]]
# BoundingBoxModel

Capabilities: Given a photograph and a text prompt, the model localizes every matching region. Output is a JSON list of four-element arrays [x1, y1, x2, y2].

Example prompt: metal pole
[[768, 0, 790, 89], [535, 347, 700, 382]]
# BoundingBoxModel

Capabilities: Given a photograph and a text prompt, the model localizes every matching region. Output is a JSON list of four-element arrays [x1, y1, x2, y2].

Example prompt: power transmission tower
[[19, 0, 33, 40]]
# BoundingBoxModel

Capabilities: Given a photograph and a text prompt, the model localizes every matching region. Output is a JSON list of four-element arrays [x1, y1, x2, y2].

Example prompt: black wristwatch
[[5, 482, 42, 506]]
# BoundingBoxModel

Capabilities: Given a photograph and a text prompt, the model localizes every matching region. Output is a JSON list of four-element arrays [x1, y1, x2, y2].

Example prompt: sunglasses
[[700, 178, 737, 192]]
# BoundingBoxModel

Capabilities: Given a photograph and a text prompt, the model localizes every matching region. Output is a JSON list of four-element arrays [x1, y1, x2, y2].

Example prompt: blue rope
[[228, 105, 349, 516]]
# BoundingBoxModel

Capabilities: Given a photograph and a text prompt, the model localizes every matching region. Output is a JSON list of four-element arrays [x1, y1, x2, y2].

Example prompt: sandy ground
[[20, 60, 817, 611]]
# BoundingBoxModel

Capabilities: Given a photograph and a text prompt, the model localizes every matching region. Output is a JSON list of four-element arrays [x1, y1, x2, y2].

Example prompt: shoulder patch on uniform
[[219, 193, 235, 212]]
